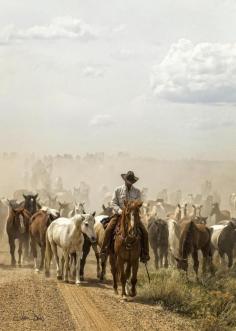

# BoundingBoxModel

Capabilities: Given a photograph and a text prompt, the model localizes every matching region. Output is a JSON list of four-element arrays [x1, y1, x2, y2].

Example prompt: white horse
[[166, 218, 180, 266], [45, 213, 96, 284]]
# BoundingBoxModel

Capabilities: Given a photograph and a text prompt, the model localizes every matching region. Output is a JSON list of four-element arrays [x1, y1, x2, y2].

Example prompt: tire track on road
[[58, 283, 120, 331]]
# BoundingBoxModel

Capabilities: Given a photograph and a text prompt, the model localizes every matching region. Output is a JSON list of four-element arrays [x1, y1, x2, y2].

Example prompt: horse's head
[[59, 201, 70, 216], [9, 204, 30, 234], [175, 256, 188, 271], [122, 200, 143, 236], [74, 202, 86, 214], [101, 204, 113, 217], [23, 193, 38, 215], [81, 212, 96, 244]]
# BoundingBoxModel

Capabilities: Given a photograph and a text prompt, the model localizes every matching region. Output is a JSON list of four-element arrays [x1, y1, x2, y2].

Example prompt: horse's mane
[[179, 221, 194, 258]]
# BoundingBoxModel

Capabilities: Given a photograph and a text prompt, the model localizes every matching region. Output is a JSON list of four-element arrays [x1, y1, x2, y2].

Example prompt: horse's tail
[[45, 230, 52, 276]]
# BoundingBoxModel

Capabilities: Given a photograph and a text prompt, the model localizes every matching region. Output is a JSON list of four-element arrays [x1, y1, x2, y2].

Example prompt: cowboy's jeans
[[101, 215, 149, 258]]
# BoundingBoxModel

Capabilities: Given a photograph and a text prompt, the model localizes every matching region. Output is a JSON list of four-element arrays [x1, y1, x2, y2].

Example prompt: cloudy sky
[[1, 0, 236, 159]]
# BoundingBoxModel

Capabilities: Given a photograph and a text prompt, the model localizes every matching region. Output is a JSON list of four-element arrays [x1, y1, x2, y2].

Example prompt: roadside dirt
[[0, 247, 194, 331]]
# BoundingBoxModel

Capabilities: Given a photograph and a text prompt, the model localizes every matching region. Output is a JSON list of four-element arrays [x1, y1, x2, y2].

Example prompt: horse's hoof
[[80, 276, 84, 282], [76, 281, 81, 286], [129, 291, 136, 298], [57, 275, 63, 280], [64, 279, 69, 283], [114, 289, 118, 295], [45, 272, 50, 278], [121, 295, 127, 302], [34, 268, 40, 273]]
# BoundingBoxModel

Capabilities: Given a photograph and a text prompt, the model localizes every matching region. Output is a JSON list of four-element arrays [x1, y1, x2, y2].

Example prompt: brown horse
[[110, 200, 142, 300], [6, 204, 31, 266], [29, 208, 60, 271], [175, 220, 214, 279]]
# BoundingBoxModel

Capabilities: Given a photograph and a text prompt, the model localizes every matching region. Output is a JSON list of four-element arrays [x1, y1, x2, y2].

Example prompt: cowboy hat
[[121, 171, 139, 184]]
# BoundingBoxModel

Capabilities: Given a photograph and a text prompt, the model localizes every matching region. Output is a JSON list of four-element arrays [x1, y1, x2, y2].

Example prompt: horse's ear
[[102, 204, 106, 211], [34, 194, 38, 199], [59, 202, 62, 207], [92, 211, 96, 217], [23, 194, 27, 199], [174, 256, 180, 262]]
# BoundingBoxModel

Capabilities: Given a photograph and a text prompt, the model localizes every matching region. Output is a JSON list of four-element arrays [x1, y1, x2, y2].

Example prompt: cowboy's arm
[[111, 188, 122, 215]]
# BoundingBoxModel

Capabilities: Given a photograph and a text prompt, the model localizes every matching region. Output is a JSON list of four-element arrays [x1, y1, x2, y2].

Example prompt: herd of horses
[[0, 194, 144, 300], [1, 192, 236, 300], [145, 201, 236, 280]]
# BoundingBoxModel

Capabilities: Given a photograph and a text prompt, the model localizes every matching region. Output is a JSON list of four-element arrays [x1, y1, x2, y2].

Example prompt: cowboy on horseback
[[100, 171, 150, 263]]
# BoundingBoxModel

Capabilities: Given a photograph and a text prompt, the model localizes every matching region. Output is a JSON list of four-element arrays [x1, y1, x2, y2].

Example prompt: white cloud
[[0, 17, 98, 43], [111, 48, 137, 60], [151, 39, 236, 104], [112, 24, 127, 33], [82, 66, 105, 78], [89, 114, 114, 128]]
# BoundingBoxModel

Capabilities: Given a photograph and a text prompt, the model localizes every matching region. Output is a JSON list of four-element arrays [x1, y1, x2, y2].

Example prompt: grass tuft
[[138, 267, 236, 331]]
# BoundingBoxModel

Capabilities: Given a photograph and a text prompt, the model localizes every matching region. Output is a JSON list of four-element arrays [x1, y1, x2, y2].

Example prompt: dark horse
[[110, 200, 142, 300], [175, 220, 214, 279], [6, 204, 31, 266], [148, 218, 169, 269], [23, 193, 40, 215]]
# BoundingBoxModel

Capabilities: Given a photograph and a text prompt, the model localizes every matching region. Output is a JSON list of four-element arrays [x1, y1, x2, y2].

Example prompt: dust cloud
[[0, 152, 235, 210]]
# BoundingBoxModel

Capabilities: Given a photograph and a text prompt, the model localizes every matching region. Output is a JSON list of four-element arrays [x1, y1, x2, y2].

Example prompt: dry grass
[[138, 266, 236, 331]]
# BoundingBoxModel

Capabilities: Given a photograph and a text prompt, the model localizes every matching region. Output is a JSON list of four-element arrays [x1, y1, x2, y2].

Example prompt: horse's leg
[[30, 236, 38, 271], [130, 259, 139, 297], [192, 249, 199, 280], [153, 246, 159, 269], [159, 247, 164, 268], [51, 242, 61, 280], [100, 254, 108, 282], [44, 238, 53, 277], [80, 238, 91, 281], [18, 239, 23, 266], [9, 237, 16, 266], [63, 252, 69, 283], [76, 249, 82, 285], [23, 233, 29, 262], [124, 262, 132, 296], [40, 244, 45, 271], [227, 250, 233, 269], [61, 255, 65, 280], [119, 257, 126, 299], [164, 247, 169, 268], [92, 244, 100, 279], [109, 253, 118, 295]]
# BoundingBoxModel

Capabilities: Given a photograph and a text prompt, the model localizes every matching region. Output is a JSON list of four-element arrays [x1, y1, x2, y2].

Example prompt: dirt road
[[0, 249, 193, 331]]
